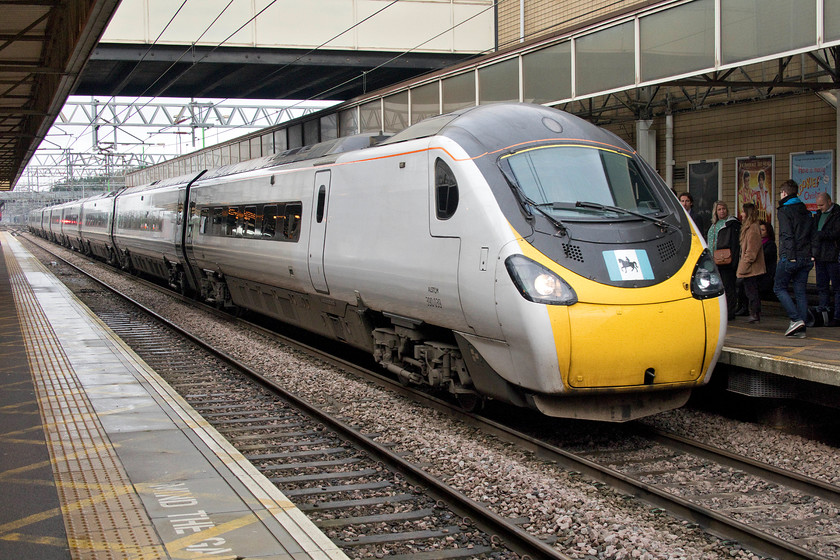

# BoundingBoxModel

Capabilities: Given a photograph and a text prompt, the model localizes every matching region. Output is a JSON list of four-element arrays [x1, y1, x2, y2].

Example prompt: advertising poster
[[736, 156, 774, 223], [687, 160, 721, 237], [790, 151, 833, 212]]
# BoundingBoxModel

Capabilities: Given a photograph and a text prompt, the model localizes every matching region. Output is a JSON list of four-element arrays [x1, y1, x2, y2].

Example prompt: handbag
[[713, 248, 732, 266]]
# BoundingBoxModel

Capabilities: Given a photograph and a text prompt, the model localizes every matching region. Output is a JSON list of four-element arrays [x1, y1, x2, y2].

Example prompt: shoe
[[785, 320, 805, 337], [793, 329, 807, 339], [735, 308, 749, 317], [747, 315, 760, 323]]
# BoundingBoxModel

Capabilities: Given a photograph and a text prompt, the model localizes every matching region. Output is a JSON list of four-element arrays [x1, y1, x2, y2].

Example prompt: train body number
[[426, 286, 443, 309]]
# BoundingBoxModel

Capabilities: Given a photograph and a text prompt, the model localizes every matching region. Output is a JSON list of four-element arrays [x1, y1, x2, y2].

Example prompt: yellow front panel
[[566, 298, 707, 388]]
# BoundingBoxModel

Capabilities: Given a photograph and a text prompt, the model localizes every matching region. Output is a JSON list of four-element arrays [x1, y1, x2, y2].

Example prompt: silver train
[[29, 103, 727, 422]]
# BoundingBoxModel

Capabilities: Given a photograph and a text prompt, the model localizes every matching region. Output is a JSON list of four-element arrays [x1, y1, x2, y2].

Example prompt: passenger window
[[199, 208, 209, 234], [284, 203, 302, 241], [226, 207, 239, 236], [212, 207, 224, 236], [435, 158, 458, 220], [244, 205, 257, 237], [262, 205, 277, 238]]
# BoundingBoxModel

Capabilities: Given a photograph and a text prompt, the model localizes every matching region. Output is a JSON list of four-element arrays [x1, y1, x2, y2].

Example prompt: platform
[[0, 231, 348, 559], [720, 303, 840, 401]]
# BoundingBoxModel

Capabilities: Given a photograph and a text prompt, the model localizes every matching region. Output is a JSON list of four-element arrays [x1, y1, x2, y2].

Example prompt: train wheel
[[456, 392, 485, 413]]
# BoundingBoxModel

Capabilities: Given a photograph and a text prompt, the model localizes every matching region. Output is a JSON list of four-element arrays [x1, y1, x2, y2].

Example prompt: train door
[[308, 170, 331, 294], [179, 171, 206, 294], [427, 155, 469, 329]]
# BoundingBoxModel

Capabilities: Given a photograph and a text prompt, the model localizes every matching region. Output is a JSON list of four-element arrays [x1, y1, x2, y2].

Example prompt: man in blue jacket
[[812, 192, 840, 325], [774, 179, 814, 337]]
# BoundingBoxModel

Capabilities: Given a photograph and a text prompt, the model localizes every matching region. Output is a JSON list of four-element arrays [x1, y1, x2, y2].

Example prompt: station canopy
[[0, 0, 119, 191]]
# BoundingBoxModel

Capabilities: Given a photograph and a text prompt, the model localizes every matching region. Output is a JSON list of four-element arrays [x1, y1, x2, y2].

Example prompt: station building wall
[[599, 93, 836, 232]]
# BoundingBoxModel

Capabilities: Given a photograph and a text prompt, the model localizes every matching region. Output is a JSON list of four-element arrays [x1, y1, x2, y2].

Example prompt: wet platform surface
[[0, 232, 348, 559]]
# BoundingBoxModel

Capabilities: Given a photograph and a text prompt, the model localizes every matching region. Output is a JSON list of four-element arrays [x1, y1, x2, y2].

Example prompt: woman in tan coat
[[737, 203, 766, 323]]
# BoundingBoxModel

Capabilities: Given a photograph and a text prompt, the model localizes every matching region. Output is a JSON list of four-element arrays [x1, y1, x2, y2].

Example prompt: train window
[[199, 208, 209, 234], [226, 207, 239, 236], [209, 207, 222, 236], [316, 186, 326, 223], [283, 203, 302, 241], [435, 158, 459, 220], [502, 146, 661, 218], [244, 206, 257, 237], [262, 205, 277, 238], [601, 152, 660, 212]]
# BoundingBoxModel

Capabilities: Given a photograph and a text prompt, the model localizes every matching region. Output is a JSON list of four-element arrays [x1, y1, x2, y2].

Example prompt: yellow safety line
[[0, 459, 54, 480], [164, 512, 264, 553], [0, 533, 69, 547], [0, 507, 63, 535]]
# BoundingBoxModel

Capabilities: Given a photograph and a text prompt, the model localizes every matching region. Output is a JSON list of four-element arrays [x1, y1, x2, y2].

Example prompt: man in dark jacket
[[774, 179, 814, 337], [812, 192, 840, 325]]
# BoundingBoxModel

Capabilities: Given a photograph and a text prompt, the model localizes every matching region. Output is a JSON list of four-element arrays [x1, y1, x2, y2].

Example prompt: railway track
[[26, 234, 840, 560], [31, 238, 561, 559]]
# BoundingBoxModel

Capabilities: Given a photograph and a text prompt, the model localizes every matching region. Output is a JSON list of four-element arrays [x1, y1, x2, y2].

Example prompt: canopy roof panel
[[0, 0, 120, 191]]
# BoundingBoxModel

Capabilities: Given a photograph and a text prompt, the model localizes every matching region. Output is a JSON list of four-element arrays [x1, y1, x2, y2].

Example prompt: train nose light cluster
[[690, 250, 725, 299], [505, 254, 578, 305]]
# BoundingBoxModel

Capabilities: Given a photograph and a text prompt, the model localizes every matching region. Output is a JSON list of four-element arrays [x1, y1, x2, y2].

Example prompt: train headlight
[[505, 255, 577, 305], [690, 250, 725, 299]]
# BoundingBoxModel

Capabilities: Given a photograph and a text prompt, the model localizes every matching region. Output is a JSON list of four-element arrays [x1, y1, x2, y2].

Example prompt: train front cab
[[485, 226, 726, 422]]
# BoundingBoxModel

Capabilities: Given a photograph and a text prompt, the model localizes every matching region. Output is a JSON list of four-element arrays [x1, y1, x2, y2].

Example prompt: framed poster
[[736, 155, 774, 223], [687, 159, 721, 238], [790, 150, 833, 212]]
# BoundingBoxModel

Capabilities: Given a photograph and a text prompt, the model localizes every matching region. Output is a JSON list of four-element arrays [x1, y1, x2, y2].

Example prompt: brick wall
[[667, 94, 834, 214]]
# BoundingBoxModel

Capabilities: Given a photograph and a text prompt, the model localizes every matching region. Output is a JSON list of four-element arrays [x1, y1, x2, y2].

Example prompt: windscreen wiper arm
[[498, 167, 568, 236], [574, 200, 676, 231]]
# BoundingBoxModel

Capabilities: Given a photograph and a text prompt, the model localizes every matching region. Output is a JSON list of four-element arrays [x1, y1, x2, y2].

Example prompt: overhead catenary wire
[[145, 0, 496, 143]]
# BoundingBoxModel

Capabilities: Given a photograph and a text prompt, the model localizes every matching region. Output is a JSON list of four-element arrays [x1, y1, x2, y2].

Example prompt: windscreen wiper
[[574, 200, 677, 231], [498, 167, 568, 236]]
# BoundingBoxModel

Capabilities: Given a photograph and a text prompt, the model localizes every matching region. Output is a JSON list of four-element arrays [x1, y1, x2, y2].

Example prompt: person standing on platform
[[758, 220, 777, 300], [736, 203, 765, 323], [812, 192, 840, 326], [708, 200, 740, 320], [773, 179, 814, 337], [679, 192, 697, 224]]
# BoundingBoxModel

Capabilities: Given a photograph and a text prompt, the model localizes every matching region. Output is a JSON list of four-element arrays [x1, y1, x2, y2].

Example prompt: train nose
[[565, 299, 707, 388]]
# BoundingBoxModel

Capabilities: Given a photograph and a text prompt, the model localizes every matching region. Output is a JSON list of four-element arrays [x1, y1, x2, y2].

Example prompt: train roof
[[121, 104, 631, 198], [384, 103, 633, 159], [124, 132, 392, 193]]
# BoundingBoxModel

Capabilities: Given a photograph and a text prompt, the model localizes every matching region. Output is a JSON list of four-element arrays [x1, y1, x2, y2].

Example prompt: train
[[28, 103, 727, 422]]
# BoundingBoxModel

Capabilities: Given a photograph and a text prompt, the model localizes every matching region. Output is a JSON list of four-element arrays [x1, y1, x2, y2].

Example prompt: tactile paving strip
[[3, 243, 167, 560]]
